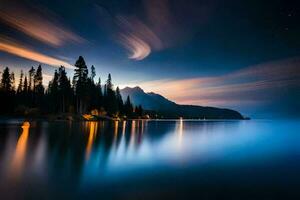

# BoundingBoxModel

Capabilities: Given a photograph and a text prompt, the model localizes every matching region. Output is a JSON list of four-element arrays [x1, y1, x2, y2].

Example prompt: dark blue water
[[0, 119, 299, 199]]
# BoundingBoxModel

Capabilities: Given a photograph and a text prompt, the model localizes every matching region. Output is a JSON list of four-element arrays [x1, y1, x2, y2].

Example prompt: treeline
[[0, 56, 143, 118]]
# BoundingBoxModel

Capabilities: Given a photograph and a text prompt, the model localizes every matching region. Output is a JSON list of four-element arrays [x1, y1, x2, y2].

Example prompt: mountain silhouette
[[120, 86, 244, 119]]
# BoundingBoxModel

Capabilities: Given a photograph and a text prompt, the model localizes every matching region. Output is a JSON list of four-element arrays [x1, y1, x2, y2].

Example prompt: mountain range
[[120, 86, 244, 119]]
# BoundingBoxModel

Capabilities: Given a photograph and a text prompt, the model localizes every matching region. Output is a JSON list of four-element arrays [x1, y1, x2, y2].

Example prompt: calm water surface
[[0, 119, 300, 199]]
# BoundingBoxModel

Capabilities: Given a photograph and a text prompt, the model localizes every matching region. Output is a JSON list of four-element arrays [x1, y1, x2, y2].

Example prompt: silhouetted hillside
[[121, 86, 244, 119]]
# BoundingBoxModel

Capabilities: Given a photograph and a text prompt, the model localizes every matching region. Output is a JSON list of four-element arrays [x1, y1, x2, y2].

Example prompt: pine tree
[[106, 73, 113, 90], [115, 87, 124, 114], [58, 66, 72, 112], [0, 67, 14, 113], [17, 70, 24, 93], [124, 96, 133, 117], [73, 56, 89, 113], [96, 77, 103, 109], [10, 72, 15, 92], [34, 65, 44, 95], [48, 70, 59, 112], [23, 76, 28, 93], [90, 65, 96, 82], [0, 67, 12, 91], [32, 65, 44, 110], [48, 70, 59, 94], [22, 75, 29, 106], [28, 66, 35, 91], [105, 74, 117, 115], [97, 77, 103, 98]]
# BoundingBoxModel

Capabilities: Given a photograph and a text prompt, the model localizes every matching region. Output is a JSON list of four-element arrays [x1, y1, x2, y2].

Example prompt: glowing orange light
[[11, 121, 30, 177], [85, 122, 97, 160], [122, 121, 126, 135]]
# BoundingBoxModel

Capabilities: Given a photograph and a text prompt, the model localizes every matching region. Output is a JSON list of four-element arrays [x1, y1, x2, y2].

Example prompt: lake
[[0, 119, 299, 199]]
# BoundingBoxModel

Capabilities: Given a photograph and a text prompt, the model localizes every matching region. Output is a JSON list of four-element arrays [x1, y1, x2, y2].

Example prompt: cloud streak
[[0, 5, 85, 47], [96, 0, 213, 61], [118, 33, 151, 60], [115, 16, 162, 61], [133, 58, 300, 107], [0, 38, 73, 68]]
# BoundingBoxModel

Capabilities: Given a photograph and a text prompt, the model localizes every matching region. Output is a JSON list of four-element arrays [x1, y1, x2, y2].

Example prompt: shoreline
[[0, 114, 250, 123]]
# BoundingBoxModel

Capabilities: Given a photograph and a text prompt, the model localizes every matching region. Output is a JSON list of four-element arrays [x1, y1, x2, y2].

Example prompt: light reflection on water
[[0, 119, 300, 199], [10, 122, 30, 180]]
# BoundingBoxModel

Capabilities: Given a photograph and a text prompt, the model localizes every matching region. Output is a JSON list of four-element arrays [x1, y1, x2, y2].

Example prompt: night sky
[[0, 0, 299, 118]]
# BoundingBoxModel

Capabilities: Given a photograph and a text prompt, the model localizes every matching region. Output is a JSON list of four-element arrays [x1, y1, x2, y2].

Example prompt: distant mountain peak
[[121, 86, 144, 93], [120, 86, 244, 119]]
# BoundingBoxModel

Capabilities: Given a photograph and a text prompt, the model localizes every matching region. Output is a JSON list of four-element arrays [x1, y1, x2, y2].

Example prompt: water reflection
[[11, 122, 30, 178], [85, 122, 98, 160], [0, 120, 300, 199], [122, 121, 126, 135], [129, 120, 136, 148], [176, 119, 184, 147]]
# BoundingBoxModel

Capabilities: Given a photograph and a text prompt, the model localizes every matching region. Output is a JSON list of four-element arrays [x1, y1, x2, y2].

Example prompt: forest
[[0, 56, 144, 119]]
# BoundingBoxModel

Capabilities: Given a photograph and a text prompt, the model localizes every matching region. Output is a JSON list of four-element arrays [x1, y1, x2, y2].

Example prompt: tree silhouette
[[90, 65, 96, 82], [17, 70, 24, 94], [116, 87, 124, 114], [104, 74, 118, 115], [0, 67, 12, 91], [0, 56, 145, 119], [0, 67, 15, 113], [73, 56, 89, 113], [10, 72, 15, 91], [28, 66, 35, 92], [47, 70, 59, 113], [124, 96, 133, 117], [23, 76, 28, 93], [58, 66, 72, 113], [34, 65, 44, 94]]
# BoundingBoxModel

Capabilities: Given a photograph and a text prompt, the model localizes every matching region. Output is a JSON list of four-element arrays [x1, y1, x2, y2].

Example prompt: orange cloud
[[0, 38, 73, 68], [0, 6, 85, 47], [129, 58, 300, 107]]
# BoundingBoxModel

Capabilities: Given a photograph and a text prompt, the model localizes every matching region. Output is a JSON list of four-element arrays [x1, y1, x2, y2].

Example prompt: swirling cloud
[[118, 33, 151, 60], [115, 16, 162, 61], [96, 0, 213, 61]]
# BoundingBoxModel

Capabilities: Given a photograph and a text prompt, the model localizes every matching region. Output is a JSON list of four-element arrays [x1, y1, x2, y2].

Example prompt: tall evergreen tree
[[90, 65, 96, 82], [17, 70, 24, 93], [96, 77, 103, 109], [0, 67, 14, 113], [58, 66, 72, 112], [28, 66, 35, 91], [97, 77, 102, 97], [73, 56, 89, 113], [34, 65, 44, 95], [47, 70, 59, 112], [10, 72, 15, 91], [23, 76, 28, 93], [0, 67, 12, 91], [22, 75, 29, 106], [32, 65, 44, 110], [106, 73, 113, 90], [105, 74, 117, 115], [115, 87, 124, 114], [124, 96, 133, 117]]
